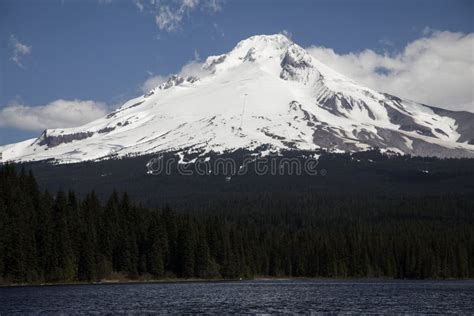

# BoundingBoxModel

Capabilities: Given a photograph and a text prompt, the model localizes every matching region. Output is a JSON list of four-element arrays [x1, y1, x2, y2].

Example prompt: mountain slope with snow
[[1, 34, 474, 163]]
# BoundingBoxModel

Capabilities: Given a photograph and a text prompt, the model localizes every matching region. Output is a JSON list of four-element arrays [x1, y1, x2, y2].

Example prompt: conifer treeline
[[0, 165, 473, 284]]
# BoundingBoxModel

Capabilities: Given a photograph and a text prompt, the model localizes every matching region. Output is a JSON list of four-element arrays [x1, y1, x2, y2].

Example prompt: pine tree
[[0, 197, 5, 281], [146, 212, 167, 277], [195, 228, 212, 278], [36, 190, 55, 281], [100, 191, 120, 271], [177, 218, 196, 278], [1, 163, 474, 283], [163, 205, 178, 273], [51, 191, 75, 281], [77, 193, 100, 281]]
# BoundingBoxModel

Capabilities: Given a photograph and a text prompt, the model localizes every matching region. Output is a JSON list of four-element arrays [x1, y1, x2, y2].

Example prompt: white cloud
[[136, 0, 224, 32], [155, 6, 183, 32], [133, 0, 144, 11], [212, 22, 225, 38], [0, 100, 108, 131], [140, 75, 168, 93], [193, 49, 200, 61], [306, 30, 474, 112], [378, 38, 394, 47], [205, 0, 223, 12], [182, 0, 200, 10], [9, 35, 32, 68], [179, 59, 208, 77], [139, 53, 210, 93], [280, 30, 292, 40]]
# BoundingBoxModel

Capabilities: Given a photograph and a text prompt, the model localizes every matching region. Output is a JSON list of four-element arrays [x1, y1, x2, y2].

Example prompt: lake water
[[1, 280, 473, 314]]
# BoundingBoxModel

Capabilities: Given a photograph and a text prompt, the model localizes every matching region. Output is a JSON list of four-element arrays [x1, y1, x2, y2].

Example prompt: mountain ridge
[[1, 34, 474, 163]]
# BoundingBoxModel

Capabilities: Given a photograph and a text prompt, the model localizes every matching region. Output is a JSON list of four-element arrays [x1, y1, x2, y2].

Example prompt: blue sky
[[1, 0, 473, 145]]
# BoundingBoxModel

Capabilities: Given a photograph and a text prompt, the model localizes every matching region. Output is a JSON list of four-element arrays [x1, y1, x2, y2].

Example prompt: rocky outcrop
[[280, 44, 314, 83], [203, 54, 227, 73], [158, 75, 199, 90], [38, 131, 94, 147], [429, 106, 474, 144]]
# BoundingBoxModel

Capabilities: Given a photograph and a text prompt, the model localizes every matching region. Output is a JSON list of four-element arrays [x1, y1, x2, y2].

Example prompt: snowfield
[[1, 34, 474, 164]]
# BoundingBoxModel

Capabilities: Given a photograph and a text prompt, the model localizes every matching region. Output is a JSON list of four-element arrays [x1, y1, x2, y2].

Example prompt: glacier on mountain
[[1, 34, 474, 163]]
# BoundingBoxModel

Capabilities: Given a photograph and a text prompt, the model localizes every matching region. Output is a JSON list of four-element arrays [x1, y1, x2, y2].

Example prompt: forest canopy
[[0, 164, 473, 284]]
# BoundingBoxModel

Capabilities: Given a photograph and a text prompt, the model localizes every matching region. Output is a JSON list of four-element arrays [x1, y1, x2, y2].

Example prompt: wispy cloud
[[9, 35, 32, 68], [280, 30, 292, 40], [140, 74, 168, 93], [155, 6, 184, 32], [133, 0, 144, 11], [307, 30, 474, 112], [205, 0, 223, 12], [140, 52, 209, 93], [0, 99, 108, 131], [135, 0, 224, 32]]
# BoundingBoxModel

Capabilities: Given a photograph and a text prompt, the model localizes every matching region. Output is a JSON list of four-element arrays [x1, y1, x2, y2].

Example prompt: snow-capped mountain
[[2, 34, 474, 163]]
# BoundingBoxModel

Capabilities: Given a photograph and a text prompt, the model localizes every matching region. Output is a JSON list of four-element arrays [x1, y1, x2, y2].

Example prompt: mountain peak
[[232, 33, 294, 57], [1, 34, 474, 163], [236, 33, 293, 46], [202, 34, 307, 78]]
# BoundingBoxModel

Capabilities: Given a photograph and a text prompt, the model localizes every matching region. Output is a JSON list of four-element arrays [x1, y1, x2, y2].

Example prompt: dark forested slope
[[1, 163, 473, 284], [16, 150, 474, 209]]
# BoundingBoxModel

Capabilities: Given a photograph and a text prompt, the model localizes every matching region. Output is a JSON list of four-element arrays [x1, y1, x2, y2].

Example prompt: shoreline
[[0, 278, 242, 288], [2, 277, 473, 288]]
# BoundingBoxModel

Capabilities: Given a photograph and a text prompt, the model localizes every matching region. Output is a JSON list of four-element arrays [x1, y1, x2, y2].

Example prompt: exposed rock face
[[243, 48, 257, 62], [107, 101, 145, 119], [312, 125, 359, 152], [203, 54, 227, 73], [429, 107, 474, 144], [1, 34, 473, 163], [159, 75, 199, 90], [38, 131, 94, 147], [98, 126, 115, 134], [280, 45, 315, 83], [383, 103, 434, 137]]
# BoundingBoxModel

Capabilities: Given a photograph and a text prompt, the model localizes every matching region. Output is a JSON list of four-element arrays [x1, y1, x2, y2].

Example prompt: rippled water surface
[[1, 280, 473, 314]]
